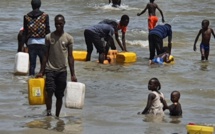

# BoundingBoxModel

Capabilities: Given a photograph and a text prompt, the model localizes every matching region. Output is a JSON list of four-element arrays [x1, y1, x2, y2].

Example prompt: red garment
[[118, 23, 127, 33], [148, 16, 158, 30]]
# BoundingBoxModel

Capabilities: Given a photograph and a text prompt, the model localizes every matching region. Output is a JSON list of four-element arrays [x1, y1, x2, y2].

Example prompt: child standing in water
[[137, 0, 165, 31], [168, 91, 182, 116], [138, 78, 168, 116], [193, 19, 215, 61]]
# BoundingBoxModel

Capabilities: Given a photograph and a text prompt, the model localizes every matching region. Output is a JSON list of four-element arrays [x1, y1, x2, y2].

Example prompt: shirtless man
[[193, 19, 215, 61], [137, 0, 165, 30]]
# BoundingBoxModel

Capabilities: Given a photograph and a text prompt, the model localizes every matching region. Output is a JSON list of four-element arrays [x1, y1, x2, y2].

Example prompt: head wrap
[[31, 0, 41, 9]]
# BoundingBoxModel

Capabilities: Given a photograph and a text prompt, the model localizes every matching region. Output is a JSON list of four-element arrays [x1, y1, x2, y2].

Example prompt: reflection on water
[[142, 114, 166, 123], [169, 116, 182, 124], [25, 116, 83, 133], [199, 62, 209, 71]]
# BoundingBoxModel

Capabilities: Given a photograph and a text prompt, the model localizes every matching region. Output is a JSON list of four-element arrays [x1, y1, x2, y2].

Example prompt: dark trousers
[[84, 29, 105, 54], [45, 71, 67, 99], [148, 34, 163, 60], [28, 44, 46, 75]]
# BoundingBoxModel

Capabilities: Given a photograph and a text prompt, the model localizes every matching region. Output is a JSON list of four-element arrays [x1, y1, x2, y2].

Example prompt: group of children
[[138, 0, 215, 63], [138, 78, 182, 117]]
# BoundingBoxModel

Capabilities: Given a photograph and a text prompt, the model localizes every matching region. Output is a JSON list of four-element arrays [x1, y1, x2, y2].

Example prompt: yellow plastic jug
[[73, 51, 87, 61], [186, 125, 214, 134], [28, 78, 46, 105], [107, 50, 118, 64], [116, 52, 137, 63]]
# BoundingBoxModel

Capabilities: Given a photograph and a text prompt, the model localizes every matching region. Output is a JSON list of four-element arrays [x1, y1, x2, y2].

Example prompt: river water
[[1, 0, 215, 134]]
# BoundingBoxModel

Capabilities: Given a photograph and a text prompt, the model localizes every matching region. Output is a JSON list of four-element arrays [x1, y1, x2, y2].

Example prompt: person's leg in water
[[28, 44, 37, 76], [46, 92, 53, 116], [200, 44, 206, 61], [104, 42, 110, 61], [105, 37, 116, 62], [205, 50, 209, 60], [86, 50, 92, 61], [38, 44, 46, 72], [45, 71, 56, 116], [55, 71, 67, 117], [149, 34, 156, 60], [84, 30, 93, 61], [154, 36, 163, 55], [200, 44, 210, 61], [98, 52, 105, 63]]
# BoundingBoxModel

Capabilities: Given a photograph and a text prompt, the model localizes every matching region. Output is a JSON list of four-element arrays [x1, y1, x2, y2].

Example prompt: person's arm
[[156, 5, 165, 23], [211, 28, 215, 39], [193, 29, 201, 51], [121, 32, 127, 51], [45, 14, 50, 34], [17, 30, 24, 52], [68, 37, 77, 82], [160, 96, 168, 110], [138, 93, 155, 114], [22, 15, 28, 50], [115, 31, 124, 51], [168, 34, 172, 55], [137, 4, 148, 16]]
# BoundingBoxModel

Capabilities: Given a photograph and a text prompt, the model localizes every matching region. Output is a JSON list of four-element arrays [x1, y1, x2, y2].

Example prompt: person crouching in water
[[84, 22, 118, 64]]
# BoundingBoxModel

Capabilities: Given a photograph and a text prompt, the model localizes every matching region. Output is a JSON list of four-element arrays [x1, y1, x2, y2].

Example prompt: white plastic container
[[65, 82, 86, 109], [14, 52, 29, 75]]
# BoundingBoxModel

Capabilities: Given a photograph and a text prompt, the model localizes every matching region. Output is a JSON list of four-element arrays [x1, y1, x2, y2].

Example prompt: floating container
[[14, 52, 29, 75], [164, 55, 175, 64], [107, 50, 118, 64], [73, 51, 87, 61], [65, 82, 86, 109], [116, 52, 137, 63], [28, 78, 46, 105], [186, 125, 214, 134]]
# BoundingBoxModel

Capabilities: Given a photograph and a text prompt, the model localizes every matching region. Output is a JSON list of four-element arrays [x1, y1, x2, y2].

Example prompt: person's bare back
[[137, 0, 165, 30], [147, 2, 157, 16]]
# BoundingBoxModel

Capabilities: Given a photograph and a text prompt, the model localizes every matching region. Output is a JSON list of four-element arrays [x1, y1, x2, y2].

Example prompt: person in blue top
[[148, 24, 172, 62], [84, 22, 118, 64]]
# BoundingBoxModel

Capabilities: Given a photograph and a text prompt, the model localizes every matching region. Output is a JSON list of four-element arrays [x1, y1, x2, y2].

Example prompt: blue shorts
[[200, 43, 210, 51], [152, 57, 164, 64], [45, 71, 67, 99]]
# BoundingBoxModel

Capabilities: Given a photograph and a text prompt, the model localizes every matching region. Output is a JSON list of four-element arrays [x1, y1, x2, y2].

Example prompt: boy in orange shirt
[[99, 15, 129, 51]]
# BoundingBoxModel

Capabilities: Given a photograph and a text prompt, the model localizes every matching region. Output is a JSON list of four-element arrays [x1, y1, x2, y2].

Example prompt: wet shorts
[[148, 16, 158, 30], [200, 43, 210, 51], [152, 57, 164, 64], [84, 29, 105, 53], [45, 71, 67, 99]]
